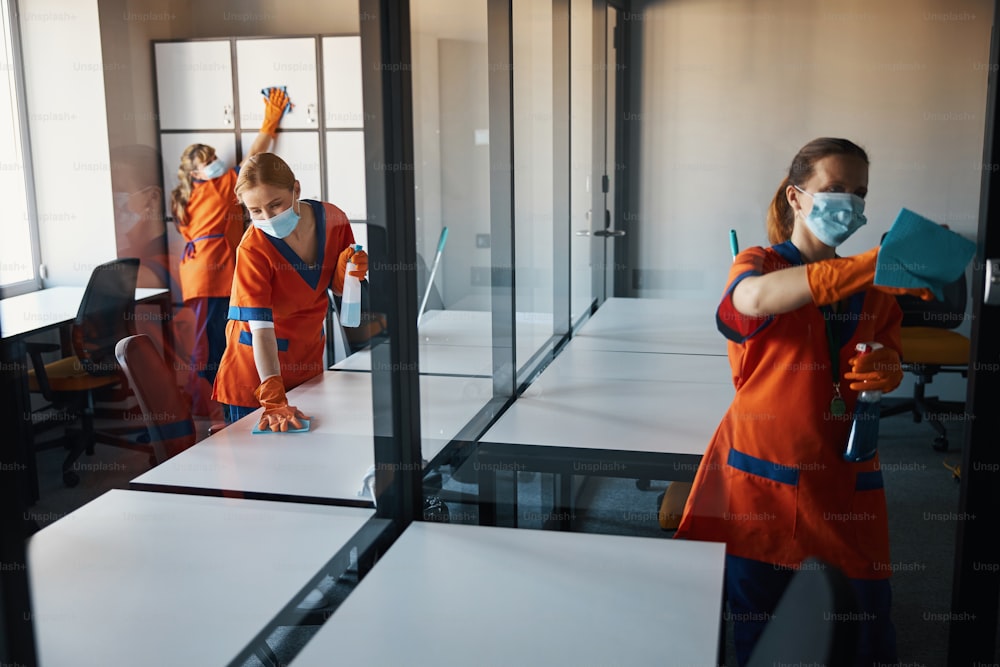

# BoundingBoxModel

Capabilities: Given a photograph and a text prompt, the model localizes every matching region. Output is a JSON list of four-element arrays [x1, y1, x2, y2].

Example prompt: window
[[1, 0, 39, 294]]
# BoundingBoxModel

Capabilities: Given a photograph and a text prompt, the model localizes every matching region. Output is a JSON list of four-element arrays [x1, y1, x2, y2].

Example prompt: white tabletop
[[0, 286, 168, 340], [482, 350, 732, 456], [28, 490, 373, 667], [418, 308, 554, 352], [332, 343, 494, 376], [291, 522, 726, 667], [571, 297, 726, 356], [531, 345, 733, 385], [131, 371, 495, 504]]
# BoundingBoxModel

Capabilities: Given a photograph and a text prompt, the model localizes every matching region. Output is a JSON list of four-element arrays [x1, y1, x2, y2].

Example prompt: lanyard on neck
[[824, 306, 847, 416]]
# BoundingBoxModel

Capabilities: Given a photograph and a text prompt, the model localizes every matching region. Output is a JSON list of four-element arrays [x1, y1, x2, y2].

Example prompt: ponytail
[[170, 144, 216, 226], [766, 177, 795, 244]]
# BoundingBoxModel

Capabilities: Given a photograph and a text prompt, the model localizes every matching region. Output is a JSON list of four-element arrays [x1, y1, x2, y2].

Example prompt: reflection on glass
[[570, 0, 596, 321], [410, 0, 495, 377], [513, 0, 557, 377]]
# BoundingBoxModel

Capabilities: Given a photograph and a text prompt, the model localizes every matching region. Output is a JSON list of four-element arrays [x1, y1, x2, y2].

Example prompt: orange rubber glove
[[805, 247, 879, 306], [872, 285, 936, 301], [333, 246, 368, 293], [844, 346, 904, 393], [260, 88, 291, 137], [253, 375, 309, 432]]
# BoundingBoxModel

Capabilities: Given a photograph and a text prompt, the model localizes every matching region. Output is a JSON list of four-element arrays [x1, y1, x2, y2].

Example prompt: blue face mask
[[201, 158, 227, 180], [794, 186, 867, 247], [252, 202, 300, 239]]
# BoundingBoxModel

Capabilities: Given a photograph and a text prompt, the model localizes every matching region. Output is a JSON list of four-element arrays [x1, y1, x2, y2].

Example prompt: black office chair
[[26, 258, 148, 486], [745, 557, 860, 667], [880, 272, 970, 451]]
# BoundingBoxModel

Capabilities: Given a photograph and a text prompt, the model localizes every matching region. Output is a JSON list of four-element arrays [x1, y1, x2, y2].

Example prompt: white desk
[[571, 297, 726, 356], [332, 308, 556, 376], [291, 522, 726, 667], [475, 349, 732, 526], [2, 286, 171, 503], [487, 349, 732, 454], [28, 490, 376, 667], [418, 308, 554, 353], [0, 286, 168, 340], [131, 371, 495, 505], [528, 345, 732, 386], [332, 343, 494, 376]]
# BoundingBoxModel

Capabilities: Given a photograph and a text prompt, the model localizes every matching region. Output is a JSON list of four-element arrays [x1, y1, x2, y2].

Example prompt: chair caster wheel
[[933, 437, 949, 452], [62, 470, 80, 487], [635, 479, 651, 491]]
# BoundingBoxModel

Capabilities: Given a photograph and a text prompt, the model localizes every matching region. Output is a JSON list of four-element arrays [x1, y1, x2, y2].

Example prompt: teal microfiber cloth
[[874, 208, 976, 300], [252, 418, 310, 434], [260, 85, 293, 114]]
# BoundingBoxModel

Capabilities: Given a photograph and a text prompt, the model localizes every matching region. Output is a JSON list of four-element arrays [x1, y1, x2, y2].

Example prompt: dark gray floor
[[23, 410, 970, 666]]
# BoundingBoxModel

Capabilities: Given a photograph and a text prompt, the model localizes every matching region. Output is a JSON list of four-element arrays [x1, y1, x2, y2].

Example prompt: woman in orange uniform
[[169, 88, 291, 418], [674, 138, 932, 666], [212, 152, 367, 429]]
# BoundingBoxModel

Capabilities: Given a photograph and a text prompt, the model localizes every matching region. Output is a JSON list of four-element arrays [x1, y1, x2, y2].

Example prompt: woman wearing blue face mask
[[212, 152, 367, 430], [168, 88, 291, 420], [674, 138, 933, 667]]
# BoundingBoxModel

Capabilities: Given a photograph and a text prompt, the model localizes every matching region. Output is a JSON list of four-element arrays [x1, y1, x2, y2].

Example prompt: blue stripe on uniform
[[237, 330, 288, 351], [727, 447, 800, 486], [228, 306, 272, 322]]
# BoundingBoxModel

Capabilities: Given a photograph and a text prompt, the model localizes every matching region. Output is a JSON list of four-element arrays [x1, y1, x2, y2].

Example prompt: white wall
[[20, 0, 116, 286], [629, 0, 989, 304], [629, 0, 992, 400]]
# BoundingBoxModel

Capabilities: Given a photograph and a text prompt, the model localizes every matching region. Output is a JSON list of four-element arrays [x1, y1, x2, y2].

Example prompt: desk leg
[[3, 339, 37, 505], [478, 454, 497, 526]]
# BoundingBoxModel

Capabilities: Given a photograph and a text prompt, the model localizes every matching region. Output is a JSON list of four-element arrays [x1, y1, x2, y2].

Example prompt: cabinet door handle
[[307, 103, 317, 124], [223, 104, 233, 125]]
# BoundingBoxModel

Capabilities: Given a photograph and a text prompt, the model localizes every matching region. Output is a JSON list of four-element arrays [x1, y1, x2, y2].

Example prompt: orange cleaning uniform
[[178, 169, 245, 299], [212, 200, 355, 408], [674, 241, 902, 580]]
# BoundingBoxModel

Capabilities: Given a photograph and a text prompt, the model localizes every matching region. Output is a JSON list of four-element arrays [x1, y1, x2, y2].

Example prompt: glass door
[[570, 0, 623, 325]]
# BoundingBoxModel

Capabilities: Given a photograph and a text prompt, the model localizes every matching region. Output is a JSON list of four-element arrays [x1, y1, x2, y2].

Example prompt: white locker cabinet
[[154, 41, 234, 130], [236, 38, 320, 131], [155, 35, 367, 221], [325, 131, 367, 221], [322, 36, 364, 129], [240, 131, 322, 201]]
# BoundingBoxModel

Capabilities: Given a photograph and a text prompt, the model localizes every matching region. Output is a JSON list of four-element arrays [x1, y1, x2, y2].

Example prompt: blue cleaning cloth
[[874, 208, 976, 300], [252, 418, 310, 434], [260, 85, 292, 114]]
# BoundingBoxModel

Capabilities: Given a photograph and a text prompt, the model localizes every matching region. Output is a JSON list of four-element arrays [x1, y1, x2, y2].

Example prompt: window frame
[[1, 0, 42, 298]]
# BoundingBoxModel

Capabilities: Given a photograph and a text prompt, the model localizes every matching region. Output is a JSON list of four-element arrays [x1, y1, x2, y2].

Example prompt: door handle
[[592, 229, 626, 237]]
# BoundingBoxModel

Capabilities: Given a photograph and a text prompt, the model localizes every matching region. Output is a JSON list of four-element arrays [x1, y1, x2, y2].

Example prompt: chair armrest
[[24, 342, 61, 399]]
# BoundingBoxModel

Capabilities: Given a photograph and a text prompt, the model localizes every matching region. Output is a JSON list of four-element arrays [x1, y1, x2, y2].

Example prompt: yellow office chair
[[880, 272, 970, 451], [26, 258, 147, 487]]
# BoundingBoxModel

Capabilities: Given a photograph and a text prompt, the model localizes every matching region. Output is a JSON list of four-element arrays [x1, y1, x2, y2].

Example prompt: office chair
[[326, 289, 355, 366], [745, 558, 860, 667], [880, 272, 970, 451], [26, 258, 147, 487], [114, 334, 199, 464]]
